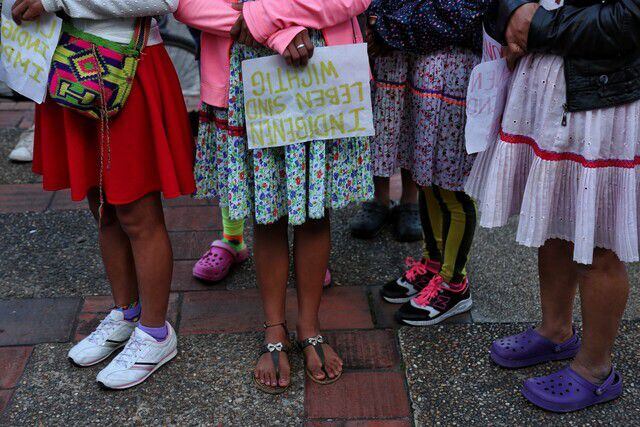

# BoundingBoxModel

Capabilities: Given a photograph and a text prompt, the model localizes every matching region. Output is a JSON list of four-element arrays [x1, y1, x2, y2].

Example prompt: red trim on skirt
[[33, 44, 196, 205]]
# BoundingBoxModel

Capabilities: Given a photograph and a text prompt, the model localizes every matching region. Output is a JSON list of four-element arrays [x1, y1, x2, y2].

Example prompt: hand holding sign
[[11, 0, 46, 25], [1, 0, 62, 103], [241, 43, 374, 149]]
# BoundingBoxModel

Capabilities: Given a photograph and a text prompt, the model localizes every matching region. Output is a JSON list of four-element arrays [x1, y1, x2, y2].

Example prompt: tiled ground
[[1, 101, 639, 425]]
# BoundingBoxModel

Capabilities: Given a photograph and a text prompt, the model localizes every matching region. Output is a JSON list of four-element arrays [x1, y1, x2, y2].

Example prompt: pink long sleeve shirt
[[174, 0, 369, 108]]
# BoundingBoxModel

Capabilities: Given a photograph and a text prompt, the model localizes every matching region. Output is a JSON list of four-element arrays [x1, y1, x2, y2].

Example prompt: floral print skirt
[[371, 47, 479, 191], [194, 32, 373, 225]]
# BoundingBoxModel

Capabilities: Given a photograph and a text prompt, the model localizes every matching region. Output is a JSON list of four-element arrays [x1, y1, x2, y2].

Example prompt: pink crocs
[[192, 240, 249, 282]]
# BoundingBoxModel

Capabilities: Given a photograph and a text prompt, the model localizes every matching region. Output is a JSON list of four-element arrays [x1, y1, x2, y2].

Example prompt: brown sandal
[[298, 334, 342, 385], [253, 322, 292, 395]]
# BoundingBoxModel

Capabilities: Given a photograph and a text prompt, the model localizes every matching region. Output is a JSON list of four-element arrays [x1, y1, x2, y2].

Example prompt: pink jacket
[[174, 0, 369, 107]]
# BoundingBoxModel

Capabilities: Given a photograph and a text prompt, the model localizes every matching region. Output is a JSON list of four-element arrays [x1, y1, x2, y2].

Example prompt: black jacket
[[498, 0, 640, 112]]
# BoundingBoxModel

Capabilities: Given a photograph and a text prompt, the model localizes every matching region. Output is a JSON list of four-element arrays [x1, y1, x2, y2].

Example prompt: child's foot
[[380, 257, 440, 304], [96, 322, 178, 390], [68, 310, 136, 367], [298, 334, 343, 384], [254, 323, 291, 393], [395, 275, 472, 326], [192, 240, 249, 282], [390, 202, 422, 242]]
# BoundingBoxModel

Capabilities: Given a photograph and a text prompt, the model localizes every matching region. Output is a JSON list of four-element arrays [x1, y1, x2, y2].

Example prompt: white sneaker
[[9, 126, 34, 162], [68, 310, 136, 367], [96, 322, 178, 390]]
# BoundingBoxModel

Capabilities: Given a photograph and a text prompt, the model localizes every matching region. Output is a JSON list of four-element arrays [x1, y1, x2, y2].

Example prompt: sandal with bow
[[253, 322, 292, 394], [298, 334, 343, 385]]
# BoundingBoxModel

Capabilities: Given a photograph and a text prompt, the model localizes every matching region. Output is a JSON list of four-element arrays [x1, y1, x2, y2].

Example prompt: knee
[[577, 248, 625, 279], [116, 204, 163, 240]]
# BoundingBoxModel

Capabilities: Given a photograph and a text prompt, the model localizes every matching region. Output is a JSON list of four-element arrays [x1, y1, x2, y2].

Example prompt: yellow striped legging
[[419, 186, 477, 284]]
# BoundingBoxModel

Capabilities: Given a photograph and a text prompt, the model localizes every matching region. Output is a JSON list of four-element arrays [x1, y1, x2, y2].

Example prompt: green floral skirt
[[194, 32, 374, 225]]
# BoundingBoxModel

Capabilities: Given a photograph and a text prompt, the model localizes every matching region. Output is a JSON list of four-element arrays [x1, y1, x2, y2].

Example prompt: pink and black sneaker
[[380, 258, 441, 304], [396, 275, 473, 326]]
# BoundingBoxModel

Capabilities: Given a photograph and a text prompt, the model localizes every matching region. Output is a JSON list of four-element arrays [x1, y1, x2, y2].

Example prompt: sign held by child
[[0, 0, 62, 103], [241, 43, 374, 149]]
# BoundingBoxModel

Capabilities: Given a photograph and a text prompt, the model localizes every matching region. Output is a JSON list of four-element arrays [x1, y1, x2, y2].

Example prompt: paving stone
[[0, 183, 52, 213], [323, 330, 399, 370], [0, 129, 41, 185], [0, 389, 13, 417], [170, 230, 217, 260], [0, 347, 33, 389], [399, 321, 640, 426], [180, 287, 373, 335], [74, 295, 181, 341], [0, 210, 108, 299], [305, 372, 410, 420], [0, 298, 81, 346], [467, 220, 640, 323], [171, 260, 227, 292], [164, 206, 221, 232], [3, 334, 305, 425], [48, 190, 88, 211], [368, 285, 473, 329], [306, 420, 412, 427], [163, 195, 216, 208]]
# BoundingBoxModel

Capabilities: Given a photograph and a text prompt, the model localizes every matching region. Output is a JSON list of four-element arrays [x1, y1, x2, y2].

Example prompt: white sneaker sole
[[381, 295, 414, 304], [97, 348, 178, 390], [400, 298, 473, 326], [68, 343, 126, 368]]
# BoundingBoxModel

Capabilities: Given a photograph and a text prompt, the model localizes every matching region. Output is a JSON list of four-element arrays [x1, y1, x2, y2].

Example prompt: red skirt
[[33, 44, 196, 205]]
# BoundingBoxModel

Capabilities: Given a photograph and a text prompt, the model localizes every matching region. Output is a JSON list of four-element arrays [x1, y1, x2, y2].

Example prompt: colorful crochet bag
[[47, 17, 151, 120]]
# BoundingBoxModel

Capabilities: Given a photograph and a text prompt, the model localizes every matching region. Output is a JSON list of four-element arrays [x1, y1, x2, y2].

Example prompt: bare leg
[[253, 217, 291, 388], [115, 192, 172, 327], [374, 176, 390, 207], [294, 215, 343, 380], [399, 168, 418, 205], [87, 188, 138, 307], [572, 248, 629, 383], [536, 239, 578, 343]]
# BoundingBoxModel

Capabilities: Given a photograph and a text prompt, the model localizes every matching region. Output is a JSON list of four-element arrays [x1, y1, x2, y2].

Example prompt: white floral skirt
[[465, 53, 640, 264]]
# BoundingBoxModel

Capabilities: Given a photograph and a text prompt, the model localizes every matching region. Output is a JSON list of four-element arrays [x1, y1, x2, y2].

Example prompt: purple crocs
[[490, 328, 580, 368], [522, 366, 622, 413]]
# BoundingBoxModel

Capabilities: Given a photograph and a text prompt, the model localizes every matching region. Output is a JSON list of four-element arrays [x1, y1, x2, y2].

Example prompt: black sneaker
[[350, 201, 390, 239], [380, 258, 440, 304], [396, 275, 472, 326]]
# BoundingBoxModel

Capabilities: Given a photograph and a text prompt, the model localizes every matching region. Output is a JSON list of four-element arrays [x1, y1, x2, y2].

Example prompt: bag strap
[[128, 17, 152, 52]]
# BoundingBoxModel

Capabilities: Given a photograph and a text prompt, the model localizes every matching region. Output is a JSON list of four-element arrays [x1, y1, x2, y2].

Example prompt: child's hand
[[231, 3, 259, 48], [11, 0, 45, 25], [283, 29, 314, 67]]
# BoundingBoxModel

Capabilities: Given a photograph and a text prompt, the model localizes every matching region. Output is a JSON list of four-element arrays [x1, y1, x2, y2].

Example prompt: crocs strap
[[595, 368, 618, 396]]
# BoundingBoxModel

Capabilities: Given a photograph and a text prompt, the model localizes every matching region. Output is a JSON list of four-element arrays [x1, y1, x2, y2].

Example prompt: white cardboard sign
[[241, 43, 374, 149], [465, 29, 512, 154], [1, 0, 62, 103]]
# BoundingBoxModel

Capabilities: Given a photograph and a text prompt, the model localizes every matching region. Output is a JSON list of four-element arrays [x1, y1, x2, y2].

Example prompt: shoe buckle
[[595, 388, 603, 396], [554, 345, 562, 353]]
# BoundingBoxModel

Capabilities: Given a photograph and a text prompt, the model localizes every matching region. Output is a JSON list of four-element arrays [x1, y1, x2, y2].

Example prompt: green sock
[[221, 207, 246, 251]]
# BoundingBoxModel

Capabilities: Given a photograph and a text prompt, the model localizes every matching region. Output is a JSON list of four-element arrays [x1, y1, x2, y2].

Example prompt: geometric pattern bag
[[47, 17, 151, 120]]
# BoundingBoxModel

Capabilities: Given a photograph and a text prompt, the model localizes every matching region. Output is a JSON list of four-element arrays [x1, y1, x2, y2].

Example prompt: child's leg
[[572, 247, 629, 383], [400, 168, 418, 205], [419, 187, 443, 264], [221, 207, 246, 250], [536, 239, 579, 342], [87, 188, 139, 310], [373, 176, 391, 207], [254, 217, 291, 388], [114, 192, 172, 330], [432, 187, 476, 283], [294, 216, 343, 380]]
